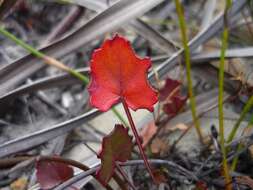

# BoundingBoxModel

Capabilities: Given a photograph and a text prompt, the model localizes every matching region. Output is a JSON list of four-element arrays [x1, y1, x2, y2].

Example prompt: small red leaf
[[159, 78, 181, 101], [96, 124, 133, 186], [195, 181, 208, 190], [163, 96, 187, 118], [88, 35, 158, 112], [158, 77, 187, 118], [36, 159, 74, 189]]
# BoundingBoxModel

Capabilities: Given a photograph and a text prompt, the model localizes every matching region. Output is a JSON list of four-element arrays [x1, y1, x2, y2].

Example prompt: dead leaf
[[236, 176, 253, 189], [140, 121, 157, 147], [151, 138, 168, 156], [10, 177, 28, 190], [153, 169, 167, 184], [169, 123, 188, 132], [36, 158, 74, 189]]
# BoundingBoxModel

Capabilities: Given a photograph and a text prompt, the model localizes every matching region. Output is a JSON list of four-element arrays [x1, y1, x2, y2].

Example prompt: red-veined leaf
[[96, 124, 133, 186], [88, 35, 158, 112], [36, 159, 74, 189]]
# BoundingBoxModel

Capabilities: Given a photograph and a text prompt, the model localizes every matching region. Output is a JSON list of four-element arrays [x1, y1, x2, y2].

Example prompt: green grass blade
[[231, 112, 253, 171], [227, 95, 253, 143], [174, 0, 203, 143], [218, 1, 232, 189], [0, 27, 44, 58]]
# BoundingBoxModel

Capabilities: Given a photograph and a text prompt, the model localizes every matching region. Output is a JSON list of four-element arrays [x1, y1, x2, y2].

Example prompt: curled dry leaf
[[36, 159, 74, 189], [88, 34, 158, 112], [96, 124, 134, 186], [140, 121, 157, 147]]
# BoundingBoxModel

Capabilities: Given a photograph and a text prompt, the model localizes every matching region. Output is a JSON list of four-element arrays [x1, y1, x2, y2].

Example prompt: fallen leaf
[[236, 176, 253, 189], [169, 123, 188, 132], [140, 121, 157, 147], [11, 177, 28, 190], [36, 158, 74, 189], [88, 35, 158, 112], [96, 124, 134, 186], [150, 138, 168, 156], [153, 169, 167, 184]]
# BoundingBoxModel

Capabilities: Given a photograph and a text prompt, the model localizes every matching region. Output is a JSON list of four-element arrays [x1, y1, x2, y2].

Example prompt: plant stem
[[230, 143, 243, 172], [218, 1, 232, 189], [0, 26, 128, 126], [116, 163, 137, 190], [112, 106, 128, 126], [231, 112, 253, 171], [121, 100, 156, 183], [174, 0, 204, 143], [219, 26, 231, 190], [227, 95, 253, 143], [0, 27, 44, 58]]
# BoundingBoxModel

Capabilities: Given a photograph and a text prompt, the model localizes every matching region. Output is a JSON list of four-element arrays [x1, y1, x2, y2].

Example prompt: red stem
[[122, 100, 156, 183], [116, 163, 137, 190]]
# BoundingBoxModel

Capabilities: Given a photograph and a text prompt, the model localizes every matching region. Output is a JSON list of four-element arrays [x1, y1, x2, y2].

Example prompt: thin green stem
[[231, 112, 253, 171], [174, 0, 204, 143], [219, 27, 231, 190], [0, 27, 44, 58], [122, 100, 156, 183], [112, 106, 128, 126], [0, 26, 127, 126], [218, 1, 232, 189], [227, 95, 253, 143], [231, 143, 242, 171], [69, 69, 90, 84]]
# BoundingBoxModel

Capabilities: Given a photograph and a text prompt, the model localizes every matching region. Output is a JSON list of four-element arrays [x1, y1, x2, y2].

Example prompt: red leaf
[[159, 78, 181, 101], [158, 77, 187, 118], [163, 96, 187, 118], [96, 124, 133, 186], [88, 35, 158, 112], [195, 181, 208, 190], [36, 159, 74, 189]]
